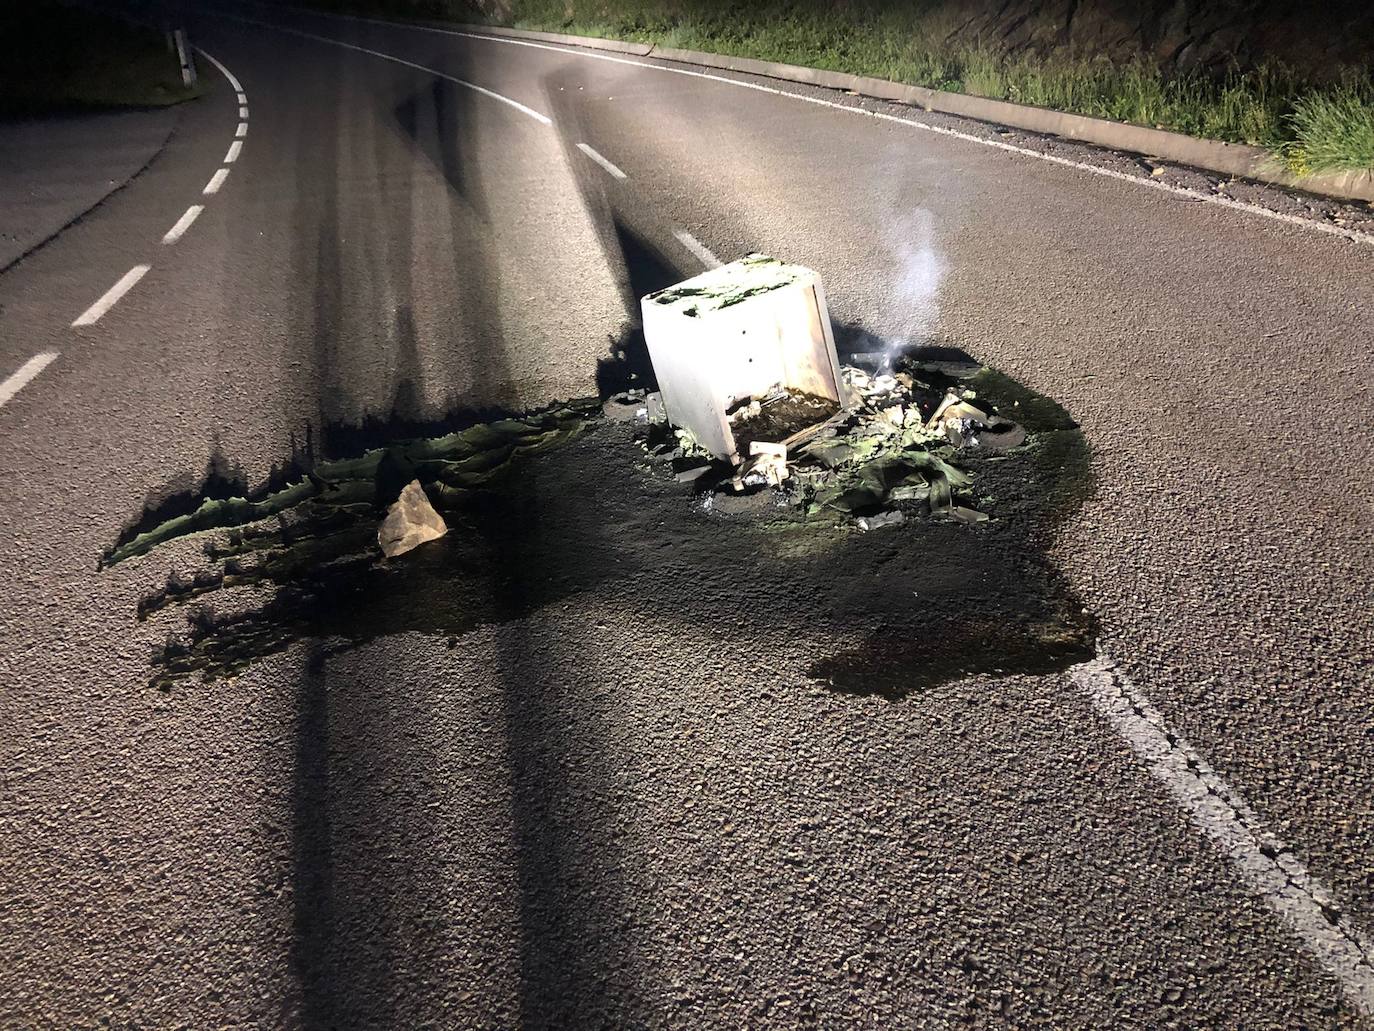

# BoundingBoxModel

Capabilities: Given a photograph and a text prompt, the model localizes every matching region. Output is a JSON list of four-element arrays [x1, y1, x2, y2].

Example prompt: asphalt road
[[1, 5, 1373, 1028]]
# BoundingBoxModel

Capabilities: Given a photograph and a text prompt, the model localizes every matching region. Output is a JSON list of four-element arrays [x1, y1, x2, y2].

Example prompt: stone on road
[[378, 479, 447, 558]]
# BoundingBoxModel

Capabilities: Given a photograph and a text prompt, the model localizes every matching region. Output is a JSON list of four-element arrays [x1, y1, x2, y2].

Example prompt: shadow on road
[[212, 52, 645, 1029]]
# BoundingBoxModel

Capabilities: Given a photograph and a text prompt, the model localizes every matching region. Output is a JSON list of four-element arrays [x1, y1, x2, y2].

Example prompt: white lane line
[[0, 352, 59, 409], [239, 105, 249, 118], [235, 122, 248, 138], [222, 14, 551, 126], [224, 140, 243, 164], [1072, 656, 1374, 1016], [71, 265, 150, 327], [203, 168, 231, 195], [435, 29, 1374, 249], [197, 48, 244, 93], [673, 229, 722, 268], [162, 204, 204, 244], [236, 91, 247, 104], [576, 142, 627, 179]]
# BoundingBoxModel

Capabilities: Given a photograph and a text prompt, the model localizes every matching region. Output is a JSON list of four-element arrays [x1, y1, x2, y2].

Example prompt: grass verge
[[0, 1, 203, 115], [308, 0, 1374, 176]]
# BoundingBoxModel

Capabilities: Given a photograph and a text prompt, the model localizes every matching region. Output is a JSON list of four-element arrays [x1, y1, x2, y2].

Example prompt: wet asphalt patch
[[110, 359, 1095, 697]]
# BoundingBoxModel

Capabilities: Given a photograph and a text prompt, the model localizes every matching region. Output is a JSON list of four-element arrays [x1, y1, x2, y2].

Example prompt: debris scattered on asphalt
[[674, 463, 714, 484], [645, 391, 667, 424], [638, 351, 1027, 530], [856, 510, 905, 531], [746, 440, 789, 488], [111, 364, 1089, 693], [949, 505, 991, 525], [928, 392, 1028, 449], [379, 479, 448, 557], [728, 387, 838, 457]]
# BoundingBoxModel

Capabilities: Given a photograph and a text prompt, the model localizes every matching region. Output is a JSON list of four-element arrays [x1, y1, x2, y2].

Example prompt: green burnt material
[[648, 254, 800, 317], [104, 400, 598, 567], [110, 359, 1096, 697]]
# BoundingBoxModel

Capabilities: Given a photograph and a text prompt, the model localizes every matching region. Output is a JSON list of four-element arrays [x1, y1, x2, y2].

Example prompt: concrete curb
[[454, 22, 1374, 204], [455, 22, 654, 57], [0, 113, 179, 276]]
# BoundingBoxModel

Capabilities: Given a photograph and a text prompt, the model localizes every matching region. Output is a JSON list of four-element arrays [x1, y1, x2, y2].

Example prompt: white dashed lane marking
[[71, 265, 150, 327], [162, 48, 247, 246], [576, 142, 627, 179], [162, 205, 204, 244], [673, 229, 722, 268], [0, 353, 59, 410], [5, 49, 248, 415], [224, 14, 551, 125]]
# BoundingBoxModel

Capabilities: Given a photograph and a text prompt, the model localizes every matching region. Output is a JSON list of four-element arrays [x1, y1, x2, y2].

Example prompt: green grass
[[309, 0, 1374, 175], [0, 1, 203, 115], [1284, 85, 1374, 175]]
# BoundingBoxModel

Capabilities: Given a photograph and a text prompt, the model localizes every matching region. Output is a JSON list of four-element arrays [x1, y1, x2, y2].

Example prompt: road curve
[[0, 4, 1372, 1027]]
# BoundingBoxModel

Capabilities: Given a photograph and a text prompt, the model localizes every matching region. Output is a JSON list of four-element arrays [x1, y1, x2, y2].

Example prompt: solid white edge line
[[0, 352, 59, 409], [239, 105, 249, 118], [224, 141, 243, 164], [71, 265, 150, 327], [162, 204, 205, 244], [196, 48, 244, 94], [673, 229, 722, 268], [217, 7, 1373, 247], [438, 29, 1374, 249], [235, 122, 248, 138], [576, 142, 628, 179], [1072, 655, 1374, 1016], [219, 13, 552, 126], [203, 168, 231, 195]]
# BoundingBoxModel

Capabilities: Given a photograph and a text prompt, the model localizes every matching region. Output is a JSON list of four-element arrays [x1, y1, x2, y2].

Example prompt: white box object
[[640, 254, 843, 463]]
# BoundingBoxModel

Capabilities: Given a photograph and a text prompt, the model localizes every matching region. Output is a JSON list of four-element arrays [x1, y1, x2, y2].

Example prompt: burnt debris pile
[[616, 354, 1030, 529]]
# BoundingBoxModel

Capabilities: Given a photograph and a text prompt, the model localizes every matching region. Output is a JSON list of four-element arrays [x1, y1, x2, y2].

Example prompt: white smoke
[[885, 207, 946, 366]]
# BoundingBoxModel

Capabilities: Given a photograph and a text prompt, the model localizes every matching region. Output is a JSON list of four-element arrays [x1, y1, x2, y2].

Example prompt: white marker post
[[173, 29, 197, 88]]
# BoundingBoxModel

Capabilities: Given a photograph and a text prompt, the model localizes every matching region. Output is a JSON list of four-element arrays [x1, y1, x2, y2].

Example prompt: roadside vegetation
[[0, 1, 202, 115], [313, 0, 1374, 176]]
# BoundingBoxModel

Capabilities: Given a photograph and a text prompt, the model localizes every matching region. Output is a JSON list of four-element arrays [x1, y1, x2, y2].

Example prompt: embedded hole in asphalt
[[105, 350, 1094, 697]]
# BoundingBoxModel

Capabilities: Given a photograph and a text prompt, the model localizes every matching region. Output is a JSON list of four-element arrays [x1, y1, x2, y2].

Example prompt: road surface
[[1, 5, 1372, 1027]]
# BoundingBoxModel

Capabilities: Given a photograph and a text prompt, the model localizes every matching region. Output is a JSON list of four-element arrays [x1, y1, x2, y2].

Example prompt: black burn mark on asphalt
[[128, 357, 1094, 700], [808, 358, 1096, 698], [114, 357, 1094, 1025], [812, 614, 1097, 700]]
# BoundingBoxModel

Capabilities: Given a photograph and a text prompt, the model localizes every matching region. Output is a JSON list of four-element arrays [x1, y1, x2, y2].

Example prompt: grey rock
[[378, 479, 448, 557]]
